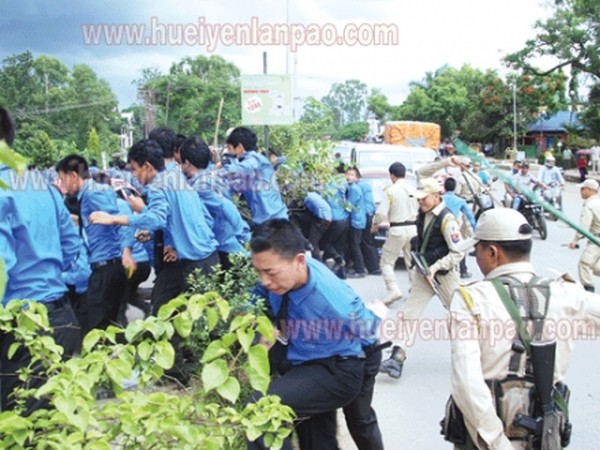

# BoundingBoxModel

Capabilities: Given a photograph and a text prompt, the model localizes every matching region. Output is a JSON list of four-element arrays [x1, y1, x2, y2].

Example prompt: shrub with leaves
[[0, 288, 294, 449]]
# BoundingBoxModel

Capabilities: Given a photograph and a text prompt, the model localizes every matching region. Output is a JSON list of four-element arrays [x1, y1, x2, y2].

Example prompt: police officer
[[380, 178, 463, 378], [0, 107, 81, 413], [448, 208, 600, 449], [248, 219, 383, 450], [217, 126, 288, 226], [568, 179, 600, 292], [371, 162, 418, 305]]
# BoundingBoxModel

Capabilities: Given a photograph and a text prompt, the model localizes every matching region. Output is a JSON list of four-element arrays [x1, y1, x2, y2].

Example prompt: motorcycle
[[515, 195, 548, 240], [541, 183, 563, 220]]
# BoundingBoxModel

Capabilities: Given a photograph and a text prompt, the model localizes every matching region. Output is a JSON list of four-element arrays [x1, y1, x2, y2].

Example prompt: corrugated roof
[[527, 110, 582, 133]]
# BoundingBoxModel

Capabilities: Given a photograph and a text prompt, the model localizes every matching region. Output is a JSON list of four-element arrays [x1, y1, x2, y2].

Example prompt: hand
[[89, 211, 115, 225], [163, 246, 178, 263], [122, 250, 137, 278], [370, 225, 379, 234], [126, 195, 146, 213], [135, 230, 151, 243], [568, 242, 579, 249]]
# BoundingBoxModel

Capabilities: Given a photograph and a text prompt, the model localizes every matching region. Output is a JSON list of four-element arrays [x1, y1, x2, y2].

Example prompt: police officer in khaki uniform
[[371, 162, 418, 305], [568, 179, 600, 292], [380, 178, 463, 378], [449, 208, 600, 449]]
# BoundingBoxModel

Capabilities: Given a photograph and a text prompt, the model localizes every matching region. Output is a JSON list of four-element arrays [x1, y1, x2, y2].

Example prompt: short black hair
[[346, 166, 361, 178], [250, 219, 306, 260], [128, 139, 165, 172], [226, 127, 257, 151], [56, 154, 90, 179], [0, 107, 15, 146], [389, 162, 406, 178], [149, 126, 177, 158], [180, 136, 212, 169], [444, 177, 457, 192], [478, 237, 532, 259]]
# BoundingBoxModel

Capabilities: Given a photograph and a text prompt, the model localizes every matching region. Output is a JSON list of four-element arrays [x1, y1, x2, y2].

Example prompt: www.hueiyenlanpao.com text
[[81, 16, 400, 52]]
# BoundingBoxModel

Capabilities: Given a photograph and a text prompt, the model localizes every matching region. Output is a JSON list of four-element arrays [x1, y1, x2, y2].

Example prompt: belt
[[43, 296, 69, 312], [389, 221, 416, 227], [91, 257, 121, 270]]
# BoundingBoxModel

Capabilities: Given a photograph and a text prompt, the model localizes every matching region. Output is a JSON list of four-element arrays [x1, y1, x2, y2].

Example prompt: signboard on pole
[[241, 74, 293, 125]]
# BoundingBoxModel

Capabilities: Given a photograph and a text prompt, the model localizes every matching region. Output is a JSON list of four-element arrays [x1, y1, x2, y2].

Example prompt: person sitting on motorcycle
[[538, 156, 565, 207], [506, 161, 547, 211]]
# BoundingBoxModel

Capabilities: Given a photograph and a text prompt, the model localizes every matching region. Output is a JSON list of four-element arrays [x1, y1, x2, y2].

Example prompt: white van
[[351, 143, 438, 174]]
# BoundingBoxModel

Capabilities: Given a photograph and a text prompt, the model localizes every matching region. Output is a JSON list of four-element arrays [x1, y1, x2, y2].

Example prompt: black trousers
[[348, 227, 366, 273], [342, 347, 384, 450], [320, 218, 349, 264], [151, 251, 219, 315], [294, 210, 331, 262], [361, 215, 380, 273], [86, 263, 127, 334], [117, 261, 152, 326], [247, 357, 365, 450], [1, 298, 80, 414]]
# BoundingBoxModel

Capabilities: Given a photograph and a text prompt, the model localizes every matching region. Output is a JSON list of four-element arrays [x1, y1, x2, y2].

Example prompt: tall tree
[[322, 79, 368, 127]]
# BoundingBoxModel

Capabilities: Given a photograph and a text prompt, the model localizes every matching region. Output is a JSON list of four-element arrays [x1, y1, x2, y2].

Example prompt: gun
[[410, 250, 444, 301], [513, 341, 562, 450]]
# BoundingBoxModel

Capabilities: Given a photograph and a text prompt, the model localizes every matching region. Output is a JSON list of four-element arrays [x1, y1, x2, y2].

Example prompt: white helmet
[[545, 156, 556, 167]]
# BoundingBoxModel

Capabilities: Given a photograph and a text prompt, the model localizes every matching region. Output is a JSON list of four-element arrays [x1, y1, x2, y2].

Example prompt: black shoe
[[584, 285, 595, 293], [368, 269, 382, 275], [379, 345, 406, 379], [347, 270, 367, 279]]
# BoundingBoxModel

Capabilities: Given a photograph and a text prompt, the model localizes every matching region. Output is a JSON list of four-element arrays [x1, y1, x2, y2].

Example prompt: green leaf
[[201, 359, 228, 392], [247, 345, 270, 393], [137, 340, 153, 361], [82, 329, 104, 353], [206, 308, 219, 332], [237, 328, 254, 353], [0, 141, 28, 173], [124, 319, 144, 342], [84, 441, 112, 450], [216, 376, 240, 403], [216, 298, 231, 321], [173, 312, 193, 338], [201, 340, 229, 363], [256, 316, 274, 340], [105, 358, 132, 384], [154, 340, 175, 369]]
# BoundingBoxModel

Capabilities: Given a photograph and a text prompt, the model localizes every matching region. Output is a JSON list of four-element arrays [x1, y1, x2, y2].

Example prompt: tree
[[139, 55, 241, 141], [366, 89, 393, 122], [20, 129, 60, 169], [86, 127, 102, 162], [322, 79, 368, 128]]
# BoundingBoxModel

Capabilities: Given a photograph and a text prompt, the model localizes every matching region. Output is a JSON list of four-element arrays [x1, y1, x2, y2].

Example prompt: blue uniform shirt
[[0, 168, 80, 305], [62, 241, 91, 294], [116, 198, 150, 263], [256, 258, 379, 365], [442, 191, 477, 229], [304, 192, 332, 221], [323, 178, 349, 222], [79, 179, 123, 264], [358, 179, 376, 216], [188, 171, 250, 255], [347, 182, 366, 229], [218, 151, 288, 224], [128, 170, 218, 261]]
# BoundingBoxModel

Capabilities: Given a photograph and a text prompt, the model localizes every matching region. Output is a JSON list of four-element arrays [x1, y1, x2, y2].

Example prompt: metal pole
[[512, 81, 518, 150], [263, 52, 269, 151]]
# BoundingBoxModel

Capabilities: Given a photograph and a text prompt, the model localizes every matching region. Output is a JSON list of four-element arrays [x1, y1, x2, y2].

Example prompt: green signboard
[[241, 74, 293, 125]]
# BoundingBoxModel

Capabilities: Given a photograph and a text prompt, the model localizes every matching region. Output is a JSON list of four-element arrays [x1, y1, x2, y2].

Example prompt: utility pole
[[138, 88, 157, 138]]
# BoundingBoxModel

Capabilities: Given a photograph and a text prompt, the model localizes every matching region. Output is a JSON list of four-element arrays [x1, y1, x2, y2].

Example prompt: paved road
[[341, 177, 600, 449]]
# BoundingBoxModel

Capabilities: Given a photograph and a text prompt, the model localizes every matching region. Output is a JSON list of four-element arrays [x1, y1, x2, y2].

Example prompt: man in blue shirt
[[346, 167, 368, 278], [0, 107, 81, 413], [291, 190, 332, 262], [321, 173, 350, 278], [356, 169, 381, 275], [89, 139, 219, 315], [217, 127, 288, 226], [56, 155, 129, 333], [179, 136, 251, 269], [248, 219, 383, 450]]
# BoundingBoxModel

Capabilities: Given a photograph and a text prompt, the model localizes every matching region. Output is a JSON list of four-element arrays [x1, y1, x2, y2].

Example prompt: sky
[[0, 0, 552, 113]]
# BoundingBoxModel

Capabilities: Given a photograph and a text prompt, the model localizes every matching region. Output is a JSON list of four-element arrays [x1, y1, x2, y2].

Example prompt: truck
[[383, 121, 441, 150]]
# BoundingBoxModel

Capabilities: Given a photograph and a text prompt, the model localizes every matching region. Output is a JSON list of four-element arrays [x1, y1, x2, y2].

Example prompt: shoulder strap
[[490, 278, 532, 354]]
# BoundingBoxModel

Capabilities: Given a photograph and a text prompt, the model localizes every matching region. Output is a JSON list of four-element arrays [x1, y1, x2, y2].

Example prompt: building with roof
[[525, 110, 583, 151]]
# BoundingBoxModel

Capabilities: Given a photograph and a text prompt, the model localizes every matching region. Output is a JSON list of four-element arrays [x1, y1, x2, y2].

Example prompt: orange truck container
[[383, 121, 441, 150]]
